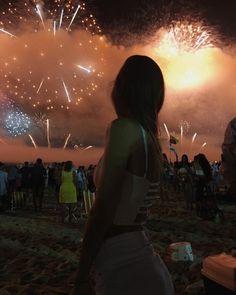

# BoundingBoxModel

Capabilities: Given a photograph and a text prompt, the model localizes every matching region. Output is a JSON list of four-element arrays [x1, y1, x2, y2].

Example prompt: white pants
[[93, 231, 175, 295]]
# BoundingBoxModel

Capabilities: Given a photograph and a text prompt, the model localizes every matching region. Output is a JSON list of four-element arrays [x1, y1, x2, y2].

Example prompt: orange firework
[[0, 1, 105, 112]]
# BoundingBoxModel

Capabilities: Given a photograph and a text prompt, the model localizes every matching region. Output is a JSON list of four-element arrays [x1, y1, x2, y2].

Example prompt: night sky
[[0, 0, 235, 44], [88, 0, 236, 45]]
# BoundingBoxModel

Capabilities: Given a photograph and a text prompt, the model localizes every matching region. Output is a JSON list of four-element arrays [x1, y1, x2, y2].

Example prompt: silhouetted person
[[222, 117, 236, 198], [192, 153, 212, 218], [0, 162, 8, 211], [178, 154, 193, 209], [8, 164, 19, 198], [31, 158, 46, 212], [20, 161, 31, 204], [72, 55, 174, 295]]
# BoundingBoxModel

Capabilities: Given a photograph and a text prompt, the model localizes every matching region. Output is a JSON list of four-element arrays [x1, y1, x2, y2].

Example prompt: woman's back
[[96, 118, 161, 227], [59, 170, 77, 203], [61, 170, 73, 183]]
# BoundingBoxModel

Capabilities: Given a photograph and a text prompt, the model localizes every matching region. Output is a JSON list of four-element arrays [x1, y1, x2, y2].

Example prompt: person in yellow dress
[[59, 161, 77, 223]]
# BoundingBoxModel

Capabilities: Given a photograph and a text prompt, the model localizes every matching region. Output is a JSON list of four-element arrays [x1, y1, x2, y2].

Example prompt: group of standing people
[[0, 159, 46, 212], [162, 153, 223, 219], [0, 159, 96, 216]]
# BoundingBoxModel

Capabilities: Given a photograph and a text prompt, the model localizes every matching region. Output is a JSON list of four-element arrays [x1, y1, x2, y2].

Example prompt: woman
[[178, 154, 193, 209], [72, 56, 174, 294], [192, 154, 212, 218], [59, 161, 77, 223]]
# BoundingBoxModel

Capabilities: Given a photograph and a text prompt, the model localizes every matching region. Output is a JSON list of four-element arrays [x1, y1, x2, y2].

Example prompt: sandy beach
[[0, 198, 235, 295]]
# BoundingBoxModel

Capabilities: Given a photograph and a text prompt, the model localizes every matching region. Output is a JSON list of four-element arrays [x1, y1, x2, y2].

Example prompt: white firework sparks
[[157, 21, 214, 57], [5, 110, 31, 136]]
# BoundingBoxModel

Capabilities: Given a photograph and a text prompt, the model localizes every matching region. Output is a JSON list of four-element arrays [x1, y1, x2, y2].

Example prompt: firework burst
[[0, 0, 105, 114], [5, 110, 31, 136], [157, 21, 214, 58], [178, 120, 191, 135]]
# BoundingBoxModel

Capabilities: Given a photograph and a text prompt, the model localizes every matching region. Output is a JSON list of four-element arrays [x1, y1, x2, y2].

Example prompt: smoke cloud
[[1, 20, 236, 164]]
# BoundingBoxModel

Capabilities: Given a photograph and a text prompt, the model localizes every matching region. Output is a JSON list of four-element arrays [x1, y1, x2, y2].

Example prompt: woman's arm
[[74, 118, 139, 284]]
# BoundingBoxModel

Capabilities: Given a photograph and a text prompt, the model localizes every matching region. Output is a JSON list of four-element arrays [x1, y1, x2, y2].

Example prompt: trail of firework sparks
[[62, 80, 71, 103], [83, 145, 93, 151], [163, 123, 170, 139], [67, 4, 80, 31], [63, 133, 71, 149], [53, 21, 57, 36], [28, 134, 37, 149], [0, 1, 103, 114], [200, 142, 207, 149], [194, 32, 212, 51], [46, 118, 51, 148], [36, 78, 44, 94], [0, 28, 16, 38], [59, 9, 64, 30], [180, 125, 183, 144], [77, 65, 91, 73], [192, 132, 197, 144], [36, 4, 45, 29]]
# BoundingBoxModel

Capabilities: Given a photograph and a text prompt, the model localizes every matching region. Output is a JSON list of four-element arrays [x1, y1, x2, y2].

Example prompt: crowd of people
[[161, 153, 225, 220], [0, 159, 97, 221], [0, 152, 228, 222]]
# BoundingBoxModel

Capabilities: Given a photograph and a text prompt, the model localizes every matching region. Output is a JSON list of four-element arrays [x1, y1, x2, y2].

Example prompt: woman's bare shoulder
[[105, 118, 141, 150], [109, 117, 140, 133]]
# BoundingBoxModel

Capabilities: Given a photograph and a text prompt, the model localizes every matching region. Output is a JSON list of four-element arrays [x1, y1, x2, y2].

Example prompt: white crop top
[[113, 125, 159, 225]]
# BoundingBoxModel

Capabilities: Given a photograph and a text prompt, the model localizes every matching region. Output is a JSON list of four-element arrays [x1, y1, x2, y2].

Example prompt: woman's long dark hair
[[196, 153, 212, 181], [112, 55, 165, 173]]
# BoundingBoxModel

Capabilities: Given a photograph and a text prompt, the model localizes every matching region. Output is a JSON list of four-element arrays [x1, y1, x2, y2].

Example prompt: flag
[[169, 145, 177, 154], [170, 135, 178, 145]]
